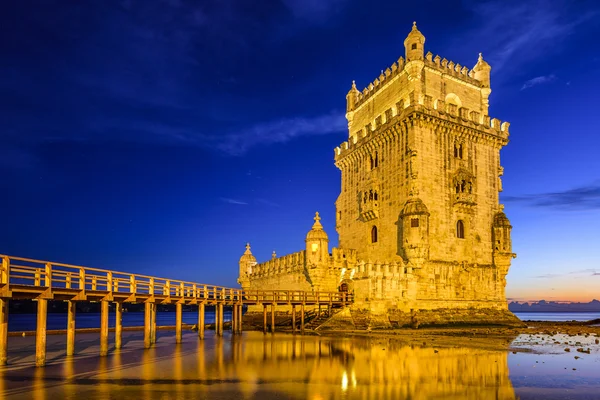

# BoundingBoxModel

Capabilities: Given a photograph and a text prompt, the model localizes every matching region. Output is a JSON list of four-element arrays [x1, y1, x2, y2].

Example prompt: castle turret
[[404, 22, 425, 61], [472, 53, 491, 88], [237, 243, 256, 290], [400, 198, 430, 264], [305, 212, 329, 266], [473, 53, 492, 114], [346, 80, 359, 113], [492, 208, 512, 254]]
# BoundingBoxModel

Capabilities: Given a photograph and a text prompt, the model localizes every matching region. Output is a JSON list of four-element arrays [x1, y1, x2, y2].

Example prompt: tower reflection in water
[[18, 332, 516, 400]]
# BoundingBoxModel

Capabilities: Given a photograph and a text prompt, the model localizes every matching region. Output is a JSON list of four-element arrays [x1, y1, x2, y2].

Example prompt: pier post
[[35, 299, 48, 367], [231, 305, 236, 334], [150, 303, 156, 344], [100, 300, 109, 356], [292, 305, 296, 333], [175, 303, 182, 344], [198, 303, 205, 339], [270, 304, 275, 333], [66, 300, 76, 356], [263, 305, 267, 334], [115, 302, 123, 349], [300, 303, 305, 334], [217, 303, 224, 336], [238, 305, 243, 333], [144, 302, 151, 349], [0, 299, 8, 365]]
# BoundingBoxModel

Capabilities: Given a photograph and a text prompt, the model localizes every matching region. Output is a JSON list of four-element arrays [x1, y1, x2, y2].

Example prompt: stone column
[[66, 300, 76, 356], [36, 299, 48, 367]]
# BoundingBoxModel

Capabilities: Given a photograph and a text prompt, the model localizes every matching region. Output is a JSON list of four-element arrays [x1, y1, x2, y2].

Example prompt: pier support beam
[[231, 305, 236, 334], [301, 303, 305, 334], [263, 305, 267, 334], [100, 300, 109, 356], [0, 299, 8, 365], [144, 302, 151, 349], [292, 305, 296, 333], [237, 305, 243, 333], [115, 302, 123, 349], [66, 300, 76, 356], [216, 303, 223, 336], [175, 303, 182, 344], [198, 303, 205, 339], [270, 304, 275, 333], [150, 303, 156, 344], [35, 299, 48, 367]]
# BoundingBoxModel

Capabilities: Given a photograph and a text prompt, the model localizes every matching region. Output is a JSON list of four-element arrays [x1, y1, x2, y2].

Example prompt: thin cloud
[[219, 198, 248, 205], [503, 182, 600, 210], [521, 75, 557, 90], [467, 0, 598, 73], [255, 198, 281, 208], [215, 112, 346, 155]]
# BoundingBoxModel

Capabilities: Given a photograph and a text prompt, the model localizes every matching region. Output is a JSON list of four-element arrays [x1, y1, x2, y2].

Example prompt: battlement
[[250, 250, 306, 278], [340, 260, 413, 282], [335, 96, 510, 162], [351, 52, 486, 113]]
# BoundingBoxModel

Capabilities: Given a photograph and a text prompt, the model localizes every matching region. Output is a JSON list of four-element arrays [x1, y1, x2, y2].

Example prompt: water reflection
[[1, 332, 517, 400]]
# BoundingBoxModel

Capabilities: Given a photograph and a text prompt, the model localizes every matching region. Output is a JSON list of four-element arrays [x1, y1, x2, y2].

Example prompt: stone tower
[[238, 22, 518, 325], [334, 22, 515, 307]]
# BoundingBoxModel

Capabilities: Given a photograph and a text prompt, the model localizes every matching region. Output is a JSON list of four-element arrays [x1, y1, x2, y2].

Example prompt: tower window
[[454, 143, 463, 159], [456, 220, 465, 239], [411, 218, 419, 228], [411, 43, 417, 50], [371, 226, 378, 243]]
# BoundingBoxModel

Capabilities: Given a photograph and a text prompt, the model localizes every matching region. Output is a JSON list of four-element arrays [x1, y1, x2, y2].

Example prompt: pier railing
[[0, 254, 352, 305]]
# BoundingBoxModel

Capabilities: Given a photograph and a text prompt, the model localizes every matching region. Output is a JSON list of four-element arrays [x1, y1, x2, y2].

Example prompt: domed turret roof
[[404, 21, 425, 45], [306, 212, 329, 241], [401, 198, 430, 217], [493, 212, 512, 228], [239, 243, 257, 264], [473, 53, 491, 71]]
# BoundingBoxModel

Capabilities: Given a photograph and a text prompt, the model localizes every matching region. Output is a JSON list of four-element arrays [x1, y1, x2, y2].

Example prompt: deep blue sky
[[1, 0, 599, 301]]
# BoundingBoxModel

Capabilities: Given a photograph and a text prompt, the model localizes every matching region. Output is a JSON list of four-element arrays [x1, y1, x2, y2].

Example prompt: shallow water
[[514, 312, 600, 322], [1, 331, 599, 400]]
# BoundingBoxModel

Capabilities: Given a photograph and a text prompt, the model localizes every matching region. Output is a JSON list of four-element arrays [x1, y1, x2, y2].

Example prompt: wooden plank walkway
[[0, 254, 353, 367]]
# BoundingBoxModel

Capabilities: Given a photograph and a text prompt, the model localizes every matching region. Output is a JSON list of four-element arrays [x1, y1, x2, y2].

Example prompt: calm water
[[1, 331, 599, 399], [8, 311, 228, 332], [515, 312, 600, 322], [9, 311, 599, 332]]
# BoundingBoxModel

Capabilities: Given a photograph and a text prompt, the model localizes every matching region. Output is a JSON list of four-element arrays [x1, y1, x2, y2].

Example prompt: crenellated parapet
[[335, 97, 510, 164], [249, 250, 306, 279]]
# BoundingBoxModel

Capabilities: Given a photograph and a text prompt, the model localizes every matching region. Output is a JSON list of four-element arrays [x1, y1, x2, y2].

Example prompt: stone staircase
[[304, 311, 333, 330]]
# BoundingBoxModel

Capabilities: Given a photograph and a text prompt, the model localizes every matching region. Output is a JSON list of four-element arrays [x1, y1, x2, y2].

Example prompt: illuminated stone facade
[[238, 23, 517, 326]]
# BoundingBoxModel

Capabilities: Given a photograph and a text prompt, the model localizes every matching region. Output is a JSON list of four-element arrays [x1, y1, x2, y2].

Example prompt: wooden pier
[[0, 254, 352, 367]]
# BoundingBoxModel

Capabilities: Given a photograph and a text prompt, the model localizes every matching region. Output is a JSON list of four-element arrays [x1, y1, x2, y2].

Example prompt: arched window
[[374, 151, 378, 168], [411, 43, 417, 50], [411, 218, 419, 228], [370, 156, 374, 170], [456, 220, 465, 239], [371, 226, 378, 243]]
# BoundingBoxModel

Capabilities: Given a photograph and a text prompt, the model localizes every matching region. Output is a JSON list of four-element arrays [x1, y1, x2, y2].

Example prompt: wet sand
[[0, 323, 599, 399]]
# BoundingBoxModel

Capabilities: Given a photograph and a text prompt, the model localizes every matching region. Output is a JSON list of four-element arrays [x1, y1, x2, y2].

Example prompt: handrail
[[0, 254, 353, 304]]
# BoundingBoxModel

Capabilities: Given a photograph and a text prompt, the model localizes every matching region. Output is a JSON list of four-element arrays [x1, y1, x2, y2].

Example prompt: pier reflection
[[1, 332, 516, 400]]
